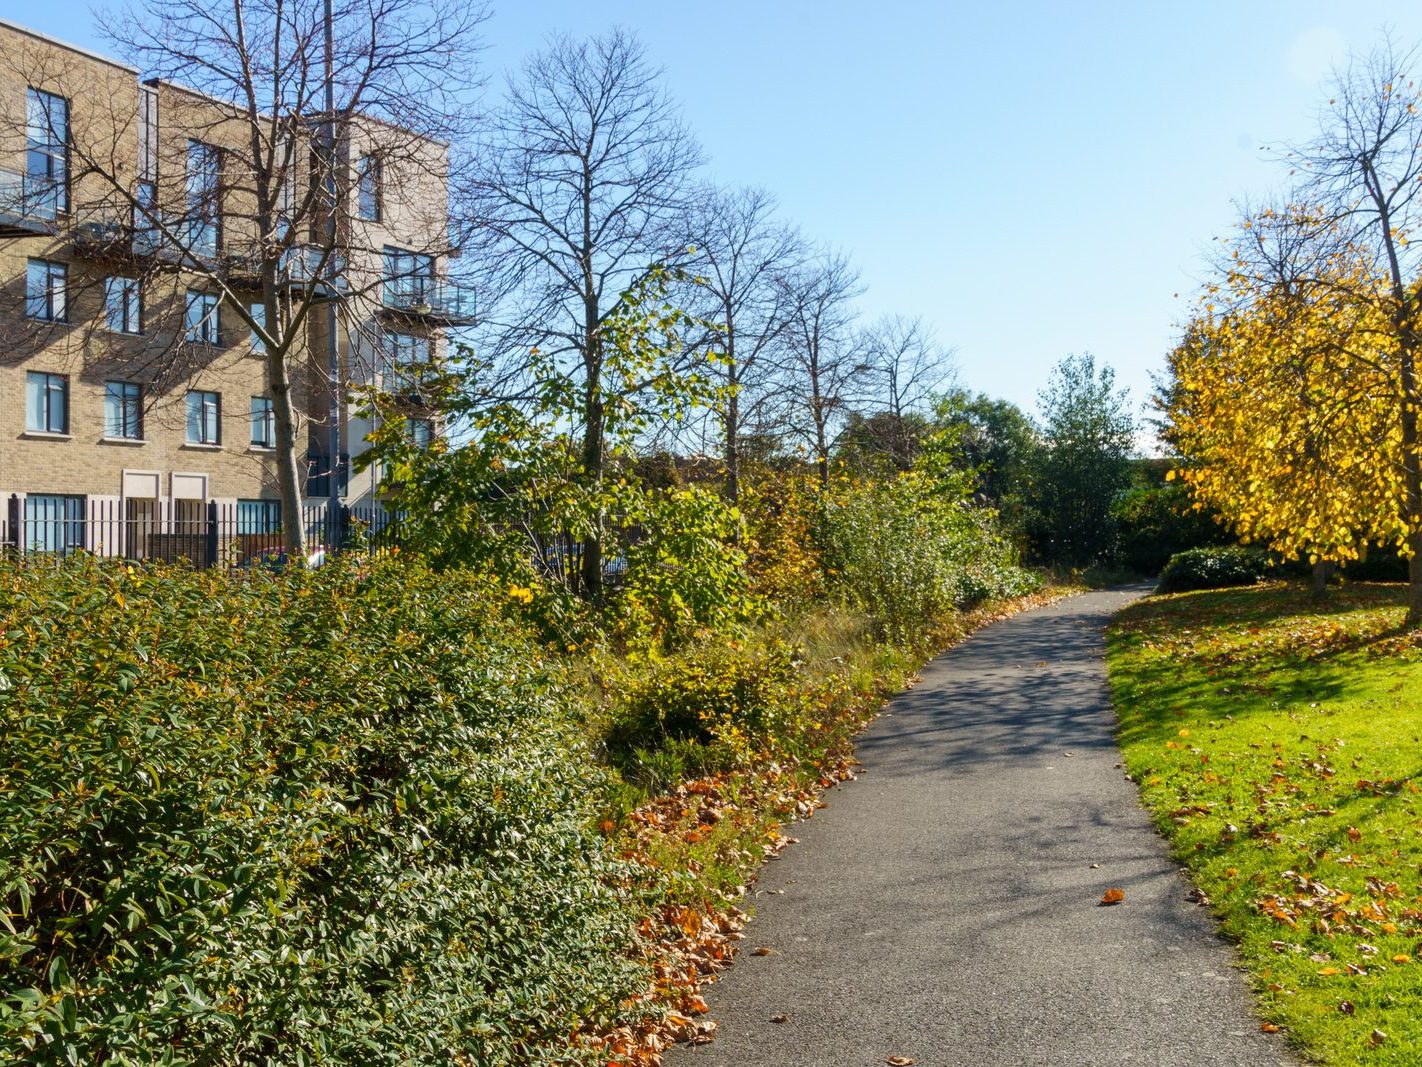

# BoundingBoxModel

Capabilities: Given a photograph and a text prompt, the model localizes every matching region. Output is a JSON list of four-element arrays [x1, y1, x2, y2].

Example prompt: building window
[[24, 494, 84, 555], [406, 416, 433, 449], [385, 330, 431, 388], [248, 301, 267, 352], [250, 396, 275, 448], [26, 88, 68, 219], [185, 139, 221, 257], [185, 290, 220, 345], [25, 371, 68, 434], [25, 259, 67, 322], [104, 381, 142, 440], [186, 390, 221, 444], [134, 179, 159, 254], [105, 276, 142, 334], [356, 154, 381, 221], [383, 246, 434, 306], [237, 498, 282, 535]]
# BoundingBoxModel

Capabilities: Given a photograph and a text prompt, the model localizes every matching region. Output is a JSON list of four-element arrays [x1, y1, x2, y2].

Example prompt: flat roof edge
[[0, 18, 139, 74]]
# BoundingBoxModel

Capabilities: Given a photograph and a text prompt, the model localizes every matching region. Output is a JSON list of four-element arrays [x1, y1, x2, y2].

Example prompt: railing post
[[205, 499, 219, 570], [6, 494, 20, 555]]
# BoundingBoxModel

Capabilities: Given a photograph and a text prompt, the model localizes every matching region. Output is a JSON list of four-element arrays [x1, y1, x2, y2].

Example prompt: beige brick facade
[[0, 18, 459, 550]]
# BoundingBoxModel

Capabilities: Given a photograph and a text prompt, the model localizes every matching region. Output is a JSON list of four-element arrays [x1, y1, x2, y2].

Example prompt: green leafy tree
[[1111, 459, 1234, 574], [359, 269, 735, 639], [933, 390, 1040, 522], [1027, 353, 1136, 565]]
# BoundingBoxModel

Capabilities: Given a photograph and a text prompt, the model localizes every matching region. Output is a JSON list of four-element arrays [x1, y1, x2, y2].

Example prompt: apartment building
[[0, 18, 469, 557]]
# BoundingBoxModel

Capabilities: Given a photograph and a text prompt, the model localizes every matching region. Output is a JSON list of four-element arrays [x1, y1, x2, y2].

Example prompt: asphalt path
[[670, 588, 1295, 1067]]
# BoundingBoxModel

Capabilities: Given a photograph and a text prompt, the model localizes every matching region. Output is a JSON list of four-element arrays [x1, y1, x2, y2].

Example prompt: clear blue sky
[[17, 1, 1422, 430]]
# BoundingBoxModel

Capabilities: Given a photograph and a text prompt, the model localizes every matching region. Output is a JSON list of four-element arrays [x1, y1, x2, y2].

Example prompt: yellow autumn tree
[[1168, 212, 1405, 585], [1169, 39, 1422, 624]]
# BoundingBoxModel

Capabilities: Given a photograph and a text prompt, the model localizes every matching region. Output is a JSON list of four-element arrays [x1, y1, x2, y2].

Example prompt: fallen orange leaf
[[887, 1059, 916, 1066], [1100, 887, 1126, 905], [1260, 1022, 1280, 1033]]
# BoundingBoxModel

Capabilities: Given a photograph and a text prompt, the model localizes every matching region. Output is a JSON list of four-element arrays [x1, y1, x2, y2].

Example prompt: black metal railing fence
[[1, 495, 399, 570]]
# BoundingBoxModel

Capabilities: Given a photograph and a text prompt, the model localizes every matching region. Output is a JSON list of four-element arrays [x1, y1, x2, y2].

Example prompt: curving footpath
[[671, 588, 1295, 1067]]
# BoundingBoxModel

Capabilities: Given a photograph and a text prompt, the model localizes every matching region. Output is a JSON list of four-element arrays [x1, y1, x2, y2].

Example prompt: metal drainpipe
[[324, 0, 341, 537]]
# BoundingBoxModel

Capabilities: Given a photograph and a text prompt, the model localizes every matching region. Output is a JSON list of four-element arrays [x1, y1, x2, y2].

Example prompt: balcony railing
[[219, 242, 347, 300], [280, 244, 348, 299], [71, 205, 216, 265], [381, 277, 476, 325], [0, 167, 63, 234]]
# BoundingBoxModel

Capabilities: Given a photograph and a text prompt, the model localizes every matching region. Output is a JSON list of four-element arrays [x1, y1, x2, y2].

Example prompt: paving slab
[[670, 588, 1295, 1067]]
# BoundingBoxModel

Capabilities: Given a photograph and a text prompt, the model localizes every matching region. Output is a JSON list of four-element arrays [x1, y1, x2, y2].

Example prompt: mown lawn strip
[[1107, 582, 1422, 1065]]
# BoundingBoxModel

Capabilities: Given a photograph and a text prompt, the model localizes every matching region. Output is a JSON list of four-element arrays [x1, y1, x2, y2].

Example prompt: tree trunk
[[1399, 328, 1422, 626], [724, 352, 740, 508], [1408, 532, 1422, 625], [815, 423, 830, 490], [579, 294, 604, 602], [1310, 560, 1334, 599], [267, 344, 307, 558]]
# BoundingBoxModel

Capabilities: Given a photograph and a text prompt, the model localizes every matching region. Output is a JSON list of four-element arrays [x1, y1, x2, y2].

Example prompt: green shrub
[[608, 640, 805, 770], [1111, 480, 1233, 575], [817, 473, 1039, 644], [1156, 546, 1272, 593], [614, 486, 764, 647], [0, 556, 647, 1065]]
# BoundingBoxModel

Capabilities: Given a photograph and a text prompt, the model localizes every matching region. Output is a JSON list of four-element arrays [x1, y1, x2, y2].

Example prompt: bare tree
[[682, 185, 803, 504], [773, 248, 868, 488], [462, 28, 703, 597], [2, 0, 483, 553], [861, 313, 956, 421]]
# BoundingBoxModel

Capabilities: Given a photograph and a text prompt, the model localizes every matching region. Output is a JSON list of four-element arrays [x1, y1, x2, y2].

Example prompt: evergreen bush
[[0, 556, 646, 1065]]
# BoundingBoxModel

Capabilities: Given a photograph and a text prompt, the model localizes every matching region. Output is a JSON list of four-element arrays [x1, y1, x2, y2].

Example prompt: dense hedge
[[1157, 546, 1272, 593], [0, 556, 647, 1065]]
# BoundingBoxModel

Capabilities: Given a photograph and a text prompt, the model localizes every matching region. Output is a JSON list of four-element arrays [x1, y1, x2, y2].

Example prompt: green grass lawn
[[1107, 582, 1422, 1065]]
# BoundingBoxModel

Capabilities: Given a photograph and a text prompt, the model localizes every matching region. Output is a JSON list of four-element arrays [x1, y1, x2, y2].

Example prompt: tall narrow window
[[250, 396, 275, 448], [105, 276, 142, 334], [131, 178, 159, 256], [185, 139, 221, 257], [406, 416, 433, 449], [25, 372, 68, 434], [356, 154, 381, 221], [25, 259, 67, 322], [248, 301, 267, 352], [26, 88, 68, 219], [104, 381, 142, 439], [185, 290, 220, 344], [385, 330, 431, 388], [383, 246, 434, 306], [186, 390, 221, 444]]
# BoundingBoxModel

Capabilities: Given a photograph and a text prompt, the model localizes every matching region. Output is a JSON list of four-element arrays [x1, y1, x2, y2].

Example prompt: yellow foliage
[[1168, 209, 1419, 564]]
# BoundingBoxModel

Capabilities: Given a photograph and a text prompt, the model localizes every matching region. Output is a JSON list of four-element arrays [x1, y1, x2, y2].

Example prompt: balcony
[[379, 277, 476, 326], [221, 243, 347, 302], [71, 205, 218, 266], [279, 244, 347, 301], [0, 167, 62, 236]]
